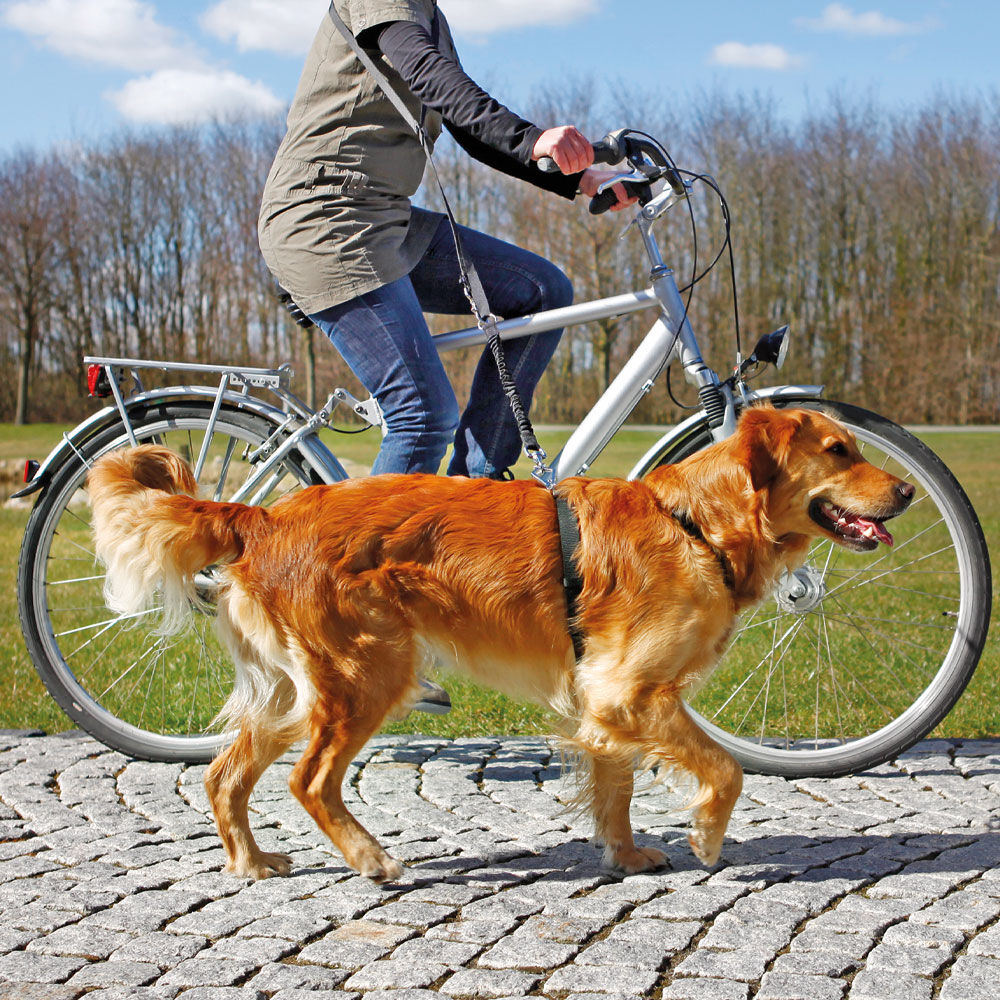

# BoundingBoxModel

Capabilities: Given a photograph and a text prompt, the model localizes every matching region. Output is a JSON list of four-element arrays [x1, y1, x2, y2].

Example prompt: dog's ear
[[736, 407, 803, 492]]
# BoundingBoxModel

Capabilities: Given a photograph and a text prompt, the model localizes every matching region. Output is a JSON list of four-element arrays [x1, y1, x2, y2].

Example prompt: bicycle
[[15, 129, 992, 778]]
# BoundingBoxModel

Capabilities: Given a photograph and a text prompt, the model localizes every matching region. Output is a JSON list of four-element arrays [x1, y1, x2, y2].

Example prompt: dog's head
[[737, 406, 915, 551]]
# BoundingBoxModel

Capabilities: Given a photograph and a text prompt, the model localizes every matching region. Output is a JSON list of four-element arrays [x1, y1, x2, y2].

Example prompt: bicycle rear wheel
[[18, 403, 321, 763], [633, 400, 992, 777]]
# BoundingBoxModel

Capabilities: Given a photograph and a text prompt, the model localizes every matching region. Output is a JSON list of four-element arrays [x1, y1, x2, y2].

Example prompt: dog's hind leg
[[589, 754, 668, 874], [205, 726, 295, 879]]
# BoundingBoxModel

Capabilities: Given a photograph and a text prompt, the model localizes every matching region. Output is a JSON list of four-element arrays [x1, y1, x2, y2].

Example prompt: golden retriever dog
[[87, 406, 913, 881]]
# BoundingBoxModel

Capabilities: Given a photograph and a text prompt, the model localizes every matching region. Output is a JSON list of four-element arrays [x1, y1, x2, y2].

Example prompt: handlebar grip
[[588, 179, 651, 216], [588, 187, 619, 215], [536, 137, 624, 174]]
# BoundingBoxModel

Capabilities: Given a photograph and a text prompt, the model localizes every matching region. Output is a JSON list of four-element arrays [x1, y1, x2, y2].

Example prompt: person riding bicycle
[[258, 0, 636, 480]]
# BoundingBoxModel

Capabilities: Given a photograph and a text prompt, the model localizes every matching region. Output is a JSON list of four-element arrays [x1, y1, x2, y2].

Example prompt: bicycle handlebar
[[536, 129, 686, 215], [536, 137, 622, 174]]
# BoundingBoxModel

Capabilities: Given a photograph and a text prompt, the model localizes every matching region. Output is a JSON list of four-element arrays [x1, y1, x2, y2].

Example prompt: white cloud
[[795, 4, 936, 37], [2, 0, 201, 71], [107, 68, 284, 124], [200, 0, 327, 56], [709, 42, 804, 71], [441, 0, 598, 35]]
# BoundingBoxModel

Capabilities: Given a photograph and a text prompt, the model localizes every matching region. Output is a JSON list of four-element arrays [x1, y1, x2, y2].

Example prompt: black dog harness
[[555, 495, 738, 662], [555, 495, 586, 659]]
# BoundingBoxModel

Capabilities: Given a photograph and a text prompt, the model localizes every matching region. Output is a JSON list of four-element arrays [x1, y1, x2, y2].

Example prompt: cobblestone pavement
[[2, 731, 1000, 1000]]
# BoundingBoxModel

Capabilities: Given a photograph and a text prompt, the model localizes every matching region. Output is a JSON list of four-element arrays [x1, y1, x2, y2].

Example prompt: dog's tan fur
[[87, 406, 913, 881]]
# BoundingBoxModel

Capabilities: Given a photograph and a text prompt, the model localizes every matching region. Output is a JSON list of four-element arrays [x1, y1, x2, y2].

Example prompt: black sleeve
[[372, 19, 581, 199]]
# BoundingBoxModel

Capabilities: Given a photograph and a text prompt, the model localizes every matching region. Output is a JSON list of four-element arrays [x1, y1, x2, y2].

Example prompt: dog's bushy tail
[[88, 444, 258, 636]]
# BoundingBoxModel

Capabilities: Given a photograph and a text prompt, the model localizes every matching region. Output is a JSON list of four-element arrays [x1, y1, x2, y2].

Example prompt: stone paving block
[[270, 992, 358, 1000], [155, 955, 259, 988], [674, 947, 775, 982], [756, 972, 846, 999], [661, 979, 750, 1000], [848, 970, 934, 999], [634, 884, 748, 920], [359, 992, 440, 1000], [391, 937, 483, 965], [770, 951, 858, 978], [66, 960, 160, 987], [478, 937, 580, 970], [245, 961, 352, 992], [0, 951, 89, 984], [205, 936, 296, 965], [440, 968, 542, 997], [514, 913, 608, 943], [162, 990, 262, 1000], [343, 959, 451, 990], [26, 924, 132, 960], [424, 917, 521, 944], [864, 941, 954, 976], [542, 964, 660, 996], [88, 890, 208, 933], [297, 920, 417, 968], [362, 899, 456, 927]]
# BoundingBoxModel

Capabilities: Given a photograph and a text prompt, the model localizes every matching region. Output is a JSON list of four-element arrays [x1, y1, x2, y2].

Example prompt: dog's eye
[[827, 442, 848, 457]]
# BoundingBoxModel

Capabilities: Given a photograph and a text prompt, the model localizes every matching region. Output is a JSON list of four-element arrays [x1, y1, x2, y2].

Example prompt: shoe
[[413, 678, 452, 715]]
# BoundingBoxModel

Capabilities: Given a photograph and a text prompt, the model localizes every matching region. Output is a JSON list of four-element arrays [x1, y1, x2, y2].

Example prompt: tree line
[[1, 87, 997, 427]]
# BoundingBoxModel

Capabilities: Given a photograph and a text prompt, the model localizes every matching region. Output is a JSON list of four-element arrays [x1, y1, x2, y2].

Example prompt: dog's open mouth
[[809, 499, 895, 551]]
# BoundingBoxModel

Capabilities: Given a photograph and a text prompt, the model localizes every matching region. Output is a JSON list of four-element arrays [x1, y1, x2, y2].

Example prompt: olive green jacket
[[258, 0, 453, 313]]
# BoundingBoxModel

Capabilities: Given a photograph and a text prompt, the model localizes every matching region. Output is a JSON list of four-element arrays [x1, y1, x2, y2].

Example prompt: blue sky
[[1, 1, 996, 152]]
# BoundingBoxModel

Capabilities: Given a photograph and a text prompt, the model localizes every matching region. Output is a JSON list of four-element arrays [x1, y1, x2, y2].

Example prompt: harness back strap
[[555, 495, 586, 659]]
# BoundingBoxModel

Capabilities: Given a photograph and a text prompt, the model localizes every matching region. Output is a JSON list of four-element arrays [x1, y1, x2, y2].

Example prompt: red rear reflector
[[87, 364, 112, 398], [23, 459, 40, 484]]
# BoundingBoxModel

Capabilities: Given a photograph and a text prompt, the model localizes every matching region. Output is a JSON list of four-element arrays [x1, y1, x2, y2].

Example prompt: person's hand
[[578, 168, 640, 212], [532, 125, 594, 174]]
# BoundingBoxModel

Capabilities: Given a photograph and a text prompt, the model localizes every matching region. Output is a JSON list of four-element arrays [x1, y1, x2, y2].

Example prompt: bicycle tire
[[18, 402, 321, 763], [633, 399, 992, 778]]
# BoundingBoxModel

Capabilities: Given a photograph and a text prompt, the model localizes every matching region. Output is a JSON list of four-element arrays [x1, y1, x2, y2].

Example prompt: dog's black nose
[[897, 482, 916, 503]]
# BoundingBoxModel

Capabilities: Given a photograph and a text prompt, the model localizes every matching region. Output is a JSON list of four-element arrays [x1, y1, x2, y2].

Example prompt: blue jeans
[[308, 214, 572, 477]]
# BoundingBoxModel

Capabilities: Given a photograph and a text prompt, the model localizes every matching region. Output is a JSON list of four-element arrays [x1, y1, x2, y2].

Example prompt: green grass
[[1, 419, 997, 749]]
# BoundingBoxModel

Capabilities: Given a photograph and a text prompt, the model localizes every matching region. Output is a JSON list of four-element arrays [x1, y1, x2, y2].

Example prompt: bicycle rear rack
[[84, 356, 298, 481]]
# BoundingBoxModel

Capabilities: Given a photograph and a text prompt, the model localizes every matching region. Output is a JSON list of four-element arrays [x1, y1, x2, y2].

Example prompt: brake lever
[[596, 169, 651, 196]]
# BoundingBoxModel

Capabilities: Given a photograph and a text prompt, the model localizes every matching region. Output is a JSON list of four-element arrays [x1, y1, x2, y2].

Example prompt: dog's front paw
[[226, 850, 293, 880], [357, 850, 404, 884], [688, 828, 724, 867], [604, 844, 669, 874]]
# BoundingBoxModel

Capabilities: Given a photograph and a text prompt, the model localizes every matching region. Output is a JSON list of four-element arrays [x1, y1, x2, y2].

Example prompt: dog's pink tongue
[[850, 513, 894, 546]]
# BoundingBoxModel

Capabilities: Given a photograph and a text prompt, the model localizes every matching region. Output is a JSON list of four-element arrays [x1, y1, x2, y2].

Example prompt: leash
[[326, 2, 556, 489]]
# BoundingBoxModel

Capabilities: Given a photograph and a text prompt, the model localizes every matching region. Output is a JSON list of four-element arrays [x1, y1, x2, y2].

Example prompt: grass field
[[2, 418, 997, 746]]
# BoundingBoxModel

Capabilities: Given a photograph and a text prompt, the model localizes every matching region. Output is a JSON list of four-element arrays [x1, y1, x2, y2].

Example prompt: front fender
[[626, 384, 825, 480], [12, 386, 295, 499]]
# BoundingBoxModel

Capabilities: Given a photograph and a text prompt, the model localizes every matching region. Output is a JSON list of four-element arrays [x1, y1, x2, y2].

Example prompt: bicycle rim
[[18, 404, 319, 763], [635, 400, 992, 777]]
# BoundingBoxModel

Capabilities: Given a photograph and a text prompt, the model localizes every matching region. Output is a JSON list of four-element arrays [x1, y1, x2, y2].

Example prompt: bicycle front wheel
[[634, 400, 992, 777], [18, 403, 322, 763]]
